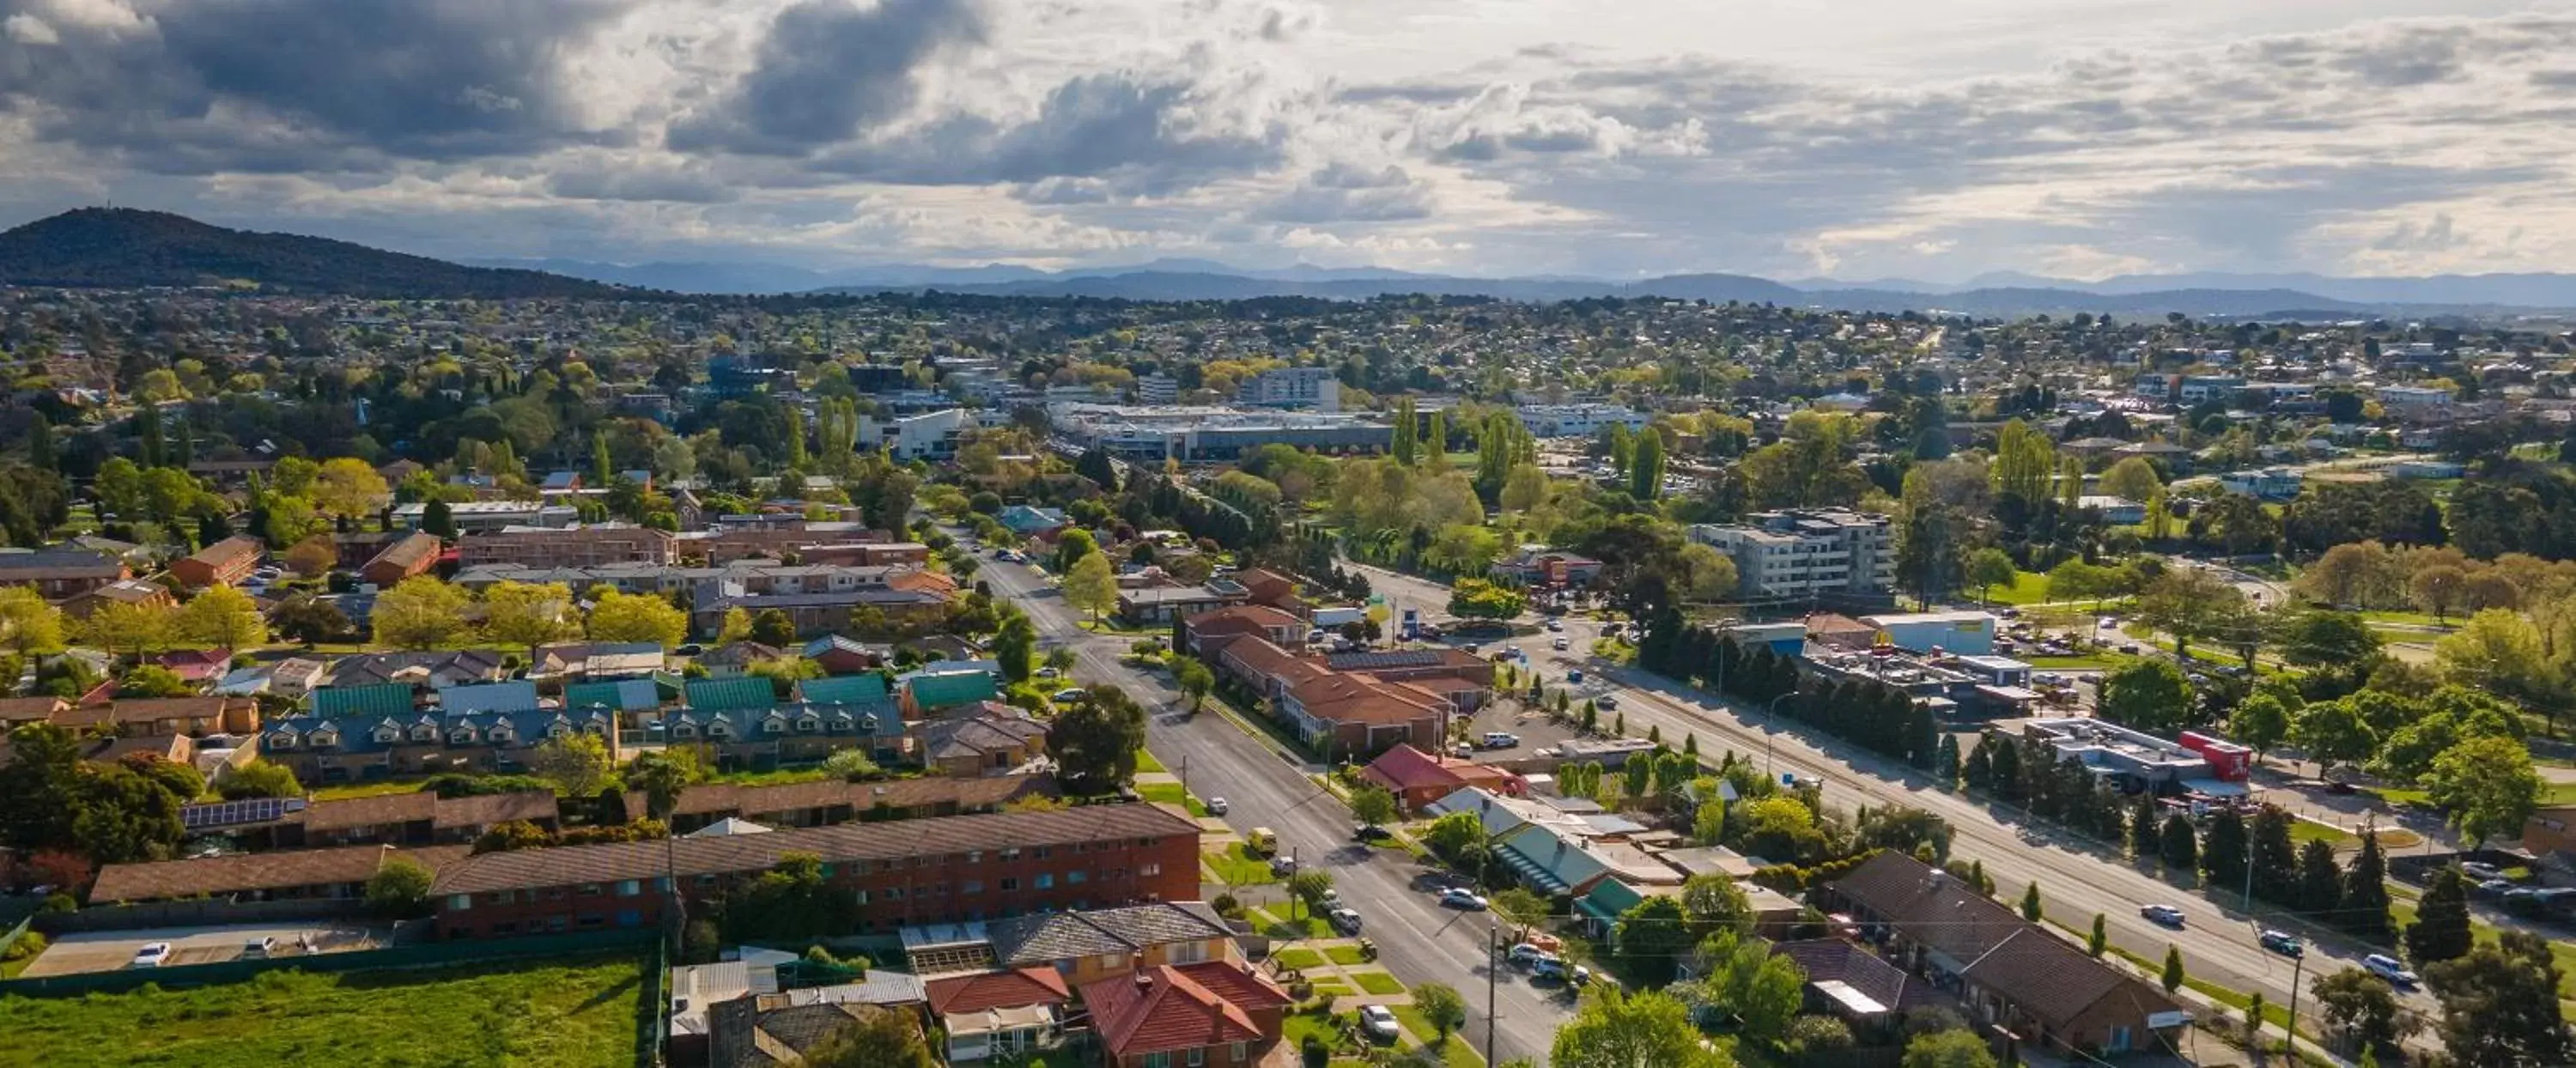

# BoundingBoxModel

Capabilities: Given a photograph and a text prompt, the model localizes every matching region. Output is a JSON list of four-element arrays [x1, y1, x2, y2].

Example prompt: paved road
[[974, 544, 1573, 1065], [1350, 559, 2431, 1025]]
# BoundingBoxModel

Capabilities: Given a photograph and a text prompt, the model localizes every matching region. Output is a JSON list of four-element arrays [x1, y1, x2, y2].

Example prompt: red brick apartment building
[[172, 536, 264, 588], [457, 525, 677, 568], [429, 803, 1201, 940]]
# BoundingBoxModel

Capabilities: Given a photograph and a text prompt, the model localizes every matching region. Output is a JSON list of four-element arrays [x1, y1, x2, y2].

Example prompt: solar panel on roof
[[179, 796, 307, 829]]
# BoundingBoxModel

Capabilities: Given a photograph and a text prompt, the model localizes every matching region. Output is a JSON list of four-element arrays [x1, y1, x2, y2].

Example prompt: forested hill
[[0, 208, 635, 299]]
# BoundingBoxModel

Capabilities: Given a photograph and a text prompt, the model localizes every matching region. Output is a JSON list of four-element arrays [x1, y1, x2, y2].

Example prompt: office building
[[1691, 509, 1896, 598]]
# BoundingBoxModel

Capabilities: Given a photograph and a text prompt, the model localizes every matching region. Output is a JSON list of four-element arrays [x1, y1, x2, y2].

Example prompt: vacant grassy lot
[[2, 953, 647, 1068]]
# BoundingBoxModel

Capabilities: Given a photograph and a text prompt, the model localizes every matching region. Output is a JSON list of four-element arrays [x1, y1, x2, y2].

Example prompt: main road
[[1347, 561, 2433, 1027], [973, 543, 1573, 1065]]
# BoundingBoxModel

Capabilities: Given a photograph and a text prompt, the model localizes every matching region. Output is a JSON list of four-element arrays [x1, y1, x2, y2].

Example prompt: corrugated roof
[[799, 674, 890, 706], [903, 671, 997, 709], [311, 683, 416, 718], [987, 901, 1231, 967], [440, 681, 542, 715], [91, 845, 469, 903], [686, 676, 778, 712], [563, 678, 661, 713]]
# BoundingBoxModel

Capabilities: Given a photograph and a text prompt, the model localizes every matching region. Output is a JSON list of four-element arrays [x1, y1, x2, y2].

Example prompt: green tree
[[482, 580, 580, 659], [1287, 868, 1335, 919], [312, 458, 391, 522], [1350, 785, 1399, 829], [2162, 944, 2186, 993], [625, 748, 703, 821], [0, 586, 67, 662], [2098, 659, 2193, 733], [2229, 693, 2292, 767], [2099, 456, 2164, 503], [2406, 867, 2475, 965], [365, 856, 435, 916], [801, 1007, 938, 1068], [1173, 657, 1214, 712], [2289, 699, 2379, 777], [421, 496, 457, 539], [2158, 812, 2199, 871], [2202, 809, 2248, 893], [217, 762, 302, 800], [2087, 913, 2108, 957], [79, 598, 178, 660], [994, 614, 1039, 683], [1048, 684, 1146, 792], [1990, 419, 2057, 505], [1552, 987, 1732, 1068], [1054, 528, 1099, 573], [1447, 577, 1527, 619], [1062, 551, 1118, 623], [750, 608, 798, 647], [72, 763, 185, 863], [1415, 981, 1468, 1043], [2342, 830, 2393, 940], [2312, 968, 2410, 1058], [2423, 931, 2575, 1067], [527, 734, 614, 798], [1901, 1029, 1998, 1068], [2020, 881, 2043, 921], [1615, 895, 1694, 986], [177, 584, 268, 651], [1965, 548, 2017, 605], [372, 575, 471, 649], [1629, 428, 1666, 501], [2422, 735, 2543, 847]]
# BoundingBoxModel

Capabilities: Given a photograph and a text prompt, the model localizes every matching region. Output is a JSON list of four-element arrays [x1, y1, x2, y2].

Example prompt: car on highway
[[2361, 954, 2420, 988], [1598, 694, 1619, 709], [2139, 904, 2186, 928], [129, 942, 173, 968], [1439, 888, 1491, 911], [1359, 1004, 1401, 1042], [1206, 797, 1228, 816], [1328, 907, 1364, 935], [1353, 824, 1394, 843], [2258, 930, 2303, 958], [2459, 861, 2506, 883], [1532, 957, 1571, 981], [240, 937, 276, 960], [1482, 731, 1520, 749]]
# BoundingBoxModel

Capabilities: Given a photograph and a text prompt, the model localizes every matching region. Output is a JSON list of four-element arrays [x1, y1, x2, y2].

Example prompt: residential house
[[1822, 852, 2187, 1058], [173, 536, 265, 588], [533, 641, 668, 681], [108, 696, 260, 737], [155, 648, 234, 686], [653, 774, 1055, 835], [898, 666, 1002, 718], [1082, 963, 1291, 1068], [995, 506, 1069, 537], [61, 578, 176, 619], [801, 634, 883, 675], [428, 803, 1205, 939], [1488, 546, 1607, 587], [925, 967, 1073, 1065], [1768, 938, 1945, 1040], [695, 641, 786, 677], [912, 702, 1049, 778], [0, 548, 129, 598], [1276, 672, 1448, 758], [704, 983, 933, 1068], [325, 649, 511, 689], [361, 531, 443, 588], [1117, 579, 1252, 625], [1327, 648, 1495, 711], [259, 706, 623, 783], [287, 789, 560, 849], [1358, 743, 1524, 812], [1229, 567, 1301, 612], [1178, 605, 1307, 657]]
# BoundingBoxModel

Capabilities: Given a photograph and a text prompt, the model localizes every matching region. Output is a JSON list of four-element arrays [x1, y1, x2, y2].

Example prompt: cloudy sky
[[3, 0, 2574, 281]]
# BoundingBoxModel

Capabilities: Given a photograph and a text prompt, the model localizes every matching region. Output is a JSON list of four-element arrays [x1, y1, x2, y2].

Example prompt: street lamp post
[[1485, 921, 1499, 1067]]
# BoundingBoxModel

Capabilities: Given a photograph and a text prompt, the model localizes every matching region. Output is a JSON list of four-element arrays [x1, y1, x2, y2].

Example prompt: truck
[[1311, 606, 1364, 629], [1245, 827, 1278, 856], [1400, 608, 1421, 640]]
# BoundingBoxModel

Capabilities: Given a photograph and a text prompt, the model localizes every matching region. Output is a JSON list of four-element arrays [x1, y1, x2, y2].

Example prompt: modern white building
[[858, 407, 973, 460], [1236, 367, 1341, 411], [1516, 403, 1649, 438], [1857, 610, 1998, 656], [1689, 509, 1896, 598], [1050, 403, 1386, 460], [1134, 373, 1179, 404], [392, 501, 579, 533], [2376, 384, 2455, 422]]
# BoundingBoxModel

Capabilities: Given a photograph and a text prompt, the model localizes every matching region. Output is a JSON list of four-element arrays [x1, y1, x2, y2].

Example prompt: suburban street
[[1344, 561, 2439, 1027], [973, 543, 1573, 1065]]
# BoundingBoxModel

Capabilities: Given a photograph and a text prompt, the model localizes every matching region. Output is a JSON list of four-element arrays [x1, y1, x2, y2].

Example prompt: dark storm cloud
[[1253, 162, 1431, 223], [666, 0, 986, 155], [826, 72, 1285, 191], [0, 0, 629, 170]]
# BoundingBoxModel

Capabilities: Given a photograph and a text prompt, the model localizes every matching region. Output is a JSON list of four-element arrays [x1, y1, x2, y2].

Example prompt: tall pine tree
[[2341, 830, 2393, 939]]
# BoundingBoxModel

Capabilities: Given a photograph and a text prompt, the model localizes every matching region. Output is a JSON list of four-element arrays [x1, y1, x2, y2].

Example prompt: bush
[[3, 931, 47, 962], [1211, 892, 1242, 918], [1301, 1035, 1330, 1068]]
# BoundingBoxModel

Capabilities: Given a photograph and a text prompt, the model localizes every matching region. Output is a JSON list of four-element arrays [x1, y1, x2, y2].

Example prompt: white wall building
[[1689, 509, 1896, 598], [1516, 403, 1649, 439], [859, 407, 972, 460], [1236, 367, 1341, 412]]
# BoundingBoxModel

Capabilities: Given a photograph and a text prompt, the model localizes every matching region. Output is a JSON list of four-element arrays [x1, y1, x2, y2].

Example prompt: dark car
[[1352, 825, 1393, 843]]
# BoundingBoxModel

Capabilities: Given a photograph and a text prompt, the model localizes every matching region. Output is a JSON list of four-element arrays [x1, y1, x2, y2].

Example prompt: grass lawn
[[2287, 820, 2357, 847], [702, 767, 831, 787], [2391, 898, 2576, 1002], [1204, 845, 1279, 886], [1135, 749, 1167, 774], [2023, 654, 2123, 670], [1136, 781, 1208, 816], [0, 953, 647, 1068], [1978, 571, 2057, 606], [1273, 948, 1326, 971], [1249, 905, 1330, 939], [1350, 970, 1405, 995], [1282, 1009, 1343, 1054], [308, 778, 431, 801], [1323, 944, 1370, 966], [1310, 979, 1354, 996], [1392, 1006, 1484, 1066]]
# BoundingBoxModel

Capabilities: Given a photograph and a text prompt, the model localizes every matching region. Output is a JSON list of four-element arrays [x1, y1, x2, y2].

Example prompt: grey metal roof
[[986, 901, 1230, 967]]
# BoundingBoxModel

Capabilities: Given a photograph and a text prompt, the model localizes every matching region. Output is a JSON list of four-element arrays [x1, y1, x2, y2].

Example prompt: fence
[[635, 934, 668, 1068], [33, 896, 362, 935], [0, 927, 657, 998]]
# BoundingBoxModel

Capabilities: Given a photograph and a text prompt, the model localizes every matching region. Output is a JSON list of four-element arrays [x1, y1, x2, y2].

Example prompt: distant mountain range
[[0, 209, 630, 299], [10, 208, 2576, 317]]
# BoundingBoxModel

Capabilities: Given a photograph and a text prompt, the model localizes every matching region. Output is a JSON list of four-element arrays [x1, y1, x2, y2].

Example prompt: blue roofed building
[[260, 706, 622, 784]]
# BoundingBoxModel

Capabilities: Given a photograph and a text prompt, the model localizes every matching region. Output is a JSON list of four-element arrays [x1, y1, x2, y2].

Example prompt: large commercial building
[[1690, 509, 1896, 599], [1516, 404, 1649, 438], [1051, 404, 1388, 461], [1235, 367, 1340, 412]]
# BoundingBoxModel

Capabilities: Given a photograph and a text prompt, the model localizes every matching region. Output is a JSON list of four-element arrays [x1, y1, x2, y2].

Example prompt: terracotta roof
[[925, 967, 1072, 1016], [90, 844, 470, 903], [1082, 962, 1285, 1058], [432, 801, 1195, 895], [0, 696, 68, 723], [1290, 673, 1444, 727], [1187, 604, 1302, 636], [302, 790, 438, 832], [1217, 636, 1328, 689], [1360, 744, 1471, 793], [184, 536, 264, 568], [366, 531, 442, 572], [435, 790, 561, 829], [111, 696, 247, 724]]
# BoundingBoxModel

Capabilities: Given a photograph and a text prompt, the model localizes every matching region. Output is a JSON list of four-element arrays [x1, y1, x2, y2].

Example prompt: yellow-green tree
[[372, 575, 471, 649], [178, 585, 269, 651], [587, 588, 690, 649], [483, 581, 580, 658], [0, 586, 68, 661], [312, 458, 391, 522], [1063, 552, 1117, 623], [80, 599, 178, 660]]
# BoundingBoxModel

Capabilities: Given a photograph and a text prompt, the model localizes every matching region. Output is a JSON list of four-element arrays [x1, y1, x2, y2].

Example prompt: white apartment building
[[2376, 384, 2456, 422], [1236, 367, 1341, 412], [1134, 373, 1179, 404], [858, 407, 972, 460], [1516, 403, 1649, 439], [1690, 508, 1897, 598]]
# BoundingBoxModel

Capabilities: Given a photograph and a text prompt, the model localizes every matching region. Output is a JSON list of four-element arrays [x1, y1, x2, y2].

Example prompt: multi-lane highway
[[971, 543, 1576, 1065]]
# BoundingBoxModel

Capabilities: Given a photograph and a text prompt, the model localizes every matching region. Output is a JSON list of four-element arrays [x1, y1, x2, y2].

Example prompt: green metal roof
[[563, 679, 662, 713], [684, 677, 777, 712], [903, 670, 997, 710], [799, 674, 889, 706], [311, 683, 415, 718]]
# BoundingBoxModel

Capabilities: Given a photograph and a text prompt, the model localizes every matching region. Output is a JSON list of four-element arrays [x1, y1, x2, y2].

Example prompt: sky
[[3, 0, 2575, 282]]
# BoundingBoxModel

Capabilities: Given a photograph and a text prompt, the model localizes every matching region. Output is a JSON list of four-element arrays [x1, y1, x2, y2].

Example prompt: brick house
[[88, 843, 472, 904], [1822, 852, 2187, 1059], [0, 548, 129, 598], [649, 774, 1054, 834], [457, 525, 676, 568], [60, 578, 177, 619], [173, 536, 265, 588], [1358, 743, 1524, 812], [1179, 605, 1307, 657], [428, 803, 1203, 940], [109, 696, 261, 737], [361, 531, 444, 587], [1081, 962, 1291, 1068], [912, 702, 1049, 778]]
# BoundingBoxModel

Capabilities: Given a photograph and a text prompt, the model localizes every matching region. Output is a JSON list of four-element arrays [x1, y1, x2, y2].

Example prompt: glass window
[[447, 894, 472, 911], [1035, 874, 1054, 889], [1143, 1054, 1170, 1068]]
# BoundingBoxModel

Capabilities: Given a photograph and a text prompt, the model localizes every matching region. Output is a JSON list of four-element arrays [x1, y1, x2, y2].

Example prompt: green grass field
[[1, 953, 648, 1068], [1136, 781, 1208, 816], [1323, 944, 1370, 966], [1350, 970, 1405, 995], [308, 778, 432, 801], [1273, 948, 1326, 970], [1203, 844, 1279, 886], [1977, 571, 2057, 606]]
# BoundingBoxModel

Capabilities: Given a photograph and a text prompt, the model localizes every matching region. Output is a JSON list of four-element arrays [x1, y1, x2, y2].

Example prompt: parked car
[[1567, 671, 1584, 683], [1597, 694, 1619, 709], [2459, 861, 2507, 883], [1452, 741, 1473, 759], [2140, 904, 2186, 928], [1439, 888, 1491, 911], [1545, 619, 1564, 632], [240, 938, 276, 961], [1532, 957, 1571, 981], [1482, 731, 1520, 749], [2361, 954, 2420, 988], [1552, 637, 1571, 651], [2474, 878, 2516, 898], [1206, 797, 1228, 816], [1035, 666, 1060, 679], [129, 943, 173, 968], [1359, 1004, 1401, 1042], [1050, 688, 1088, 703], [1506, 944, 1554, 968], [1328, 907, 1364, 935], [1353, 824, 1394, 843], [2258, 930, 2303, 958]]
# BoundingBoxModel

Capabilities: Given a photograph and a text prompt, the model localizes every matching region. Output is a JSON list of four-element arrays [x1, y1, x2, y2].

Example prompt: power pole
[[1485, 921, 1499, 1067], [2281, 951, 2305, 1059]]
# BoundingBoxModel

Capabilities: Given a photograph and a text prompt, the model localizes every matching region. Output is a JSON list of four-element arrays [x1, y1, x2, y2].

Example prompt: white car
[[1328, 907, 1364, 935], [1359, 1004, 1401, 1042], [129, 942, 173, 968], [1050, 688, 1087, 703], [1438, 888, 1490, 910], [1206, 797, 1228, 816], [2362, 954, 2421, 987], [2139, 904, 2186, 928], [1506, 943, 1556, 968], [1552, 637, 1570, 651]]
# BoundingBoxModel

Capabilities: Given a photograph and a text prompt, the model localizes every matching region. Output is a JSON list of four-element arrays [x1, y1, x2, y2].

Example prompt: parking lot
[[18, 921, 390, 978]]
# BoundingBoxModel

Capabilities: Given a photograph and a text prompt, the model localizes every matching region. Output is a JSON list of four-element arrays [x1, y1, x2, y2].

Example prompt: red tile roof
[[1361, 743, 1469, 793], [1080, 962, 1285, 1058], [925, 967, 1072, 1016]]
